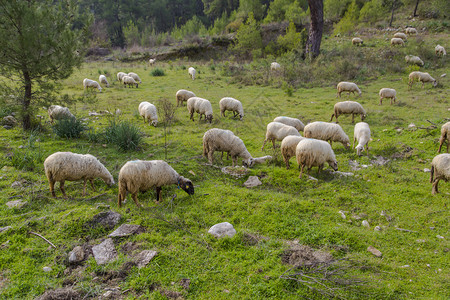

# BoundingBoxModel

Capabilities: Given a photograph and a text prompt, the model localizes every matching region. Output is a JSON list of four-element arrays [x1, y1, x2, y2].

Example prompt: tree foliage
[[333, 0, 360, 35], [233, 13, 263, 56]]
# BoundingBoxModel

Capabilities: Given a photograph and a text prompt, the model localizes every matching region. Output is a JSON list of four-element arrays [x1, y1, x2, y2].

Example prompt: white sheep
[[281, 135, 304, 169], [393, 32, 407, 40], [99, 75, 109, 88], [139, 102, 158, 126], [296, 138, 338, 178], [122, 75, 138, 88], [44, 152, 114, 197], [188, 67, 196, 80], [117, 72, 127, 82], [270, 62, 281, 71], [352, 38, 363, 46], [430, 154, 450, 194], [273, 116, 305, 131], [128, 72, 142, 84], [304, 121, 350, 149], [47, 105, 75, 123], [83, 78, 102, 92], [391, 38, 405, 46], [261, 122, 301, 150], [435, 45, 446, 57], [330, 101, 366, 123], [336, 82, 361, 98], [203, 128, 255, 168], [405, 55, 424, 67], [176, 89, 196, 107], [379, 88, 397, 105], [353, 122, 371, 156], [149, 58, 156, 65], [118, 160, 194, 207], [408, 71, 437, 89], [438, 122, 450, 153], [405, 27, 417, 35], [186, 97, 213, 123], [219, 97, 244, 120]]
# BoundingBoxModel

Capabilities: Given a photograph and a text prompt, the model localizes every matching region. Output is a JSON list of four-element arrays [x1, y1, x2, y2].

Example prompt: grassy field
[[0, 32, 449, 299]]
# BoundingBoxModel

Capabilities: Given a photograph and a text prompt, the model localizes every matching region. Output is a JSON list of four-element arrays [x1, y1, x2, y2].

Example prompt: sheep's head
[[344, 142, 351, 150], [239, 114, 244, 121], [329, 160, 338, 171], [104, 176, 115, 186], [361, 114, 367, 121], [356, 145, 364, 156], [135, 83, 139, 88], [432, 80, 437, 87], [179, 177, 194, 195], [206, 114, 213, 123], [243, 158, 255, 168], [151, 120, 158, 127]]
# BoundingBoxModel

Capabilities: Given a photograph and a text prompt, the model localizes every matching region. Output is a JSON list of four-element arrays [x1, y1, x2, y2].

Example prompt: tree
[[306, 0, 324, 58], [412, 0, 419, 17], [0, 0, 90, 130], [233, 12, 263, 57]]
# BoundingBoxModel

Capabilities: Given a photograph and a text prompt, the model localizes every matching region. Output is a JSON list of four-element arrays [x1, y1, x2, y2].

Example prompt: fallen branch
[[395, 227, 418, 233], [426, 119, 437, 126], [84, 193, 107, 201], [29, 231, 56, 248]]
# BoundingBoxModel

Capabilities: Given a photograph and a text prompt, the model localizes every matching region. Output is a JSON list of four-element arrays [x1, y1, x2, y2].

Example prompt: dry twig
[[29, 231, 56, 248]]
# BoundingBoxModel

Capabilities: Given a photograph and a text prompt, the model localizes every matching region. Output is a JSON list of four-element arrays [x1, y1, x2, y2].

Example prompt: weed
[[104, 119, 142, 151], [52, 118, 86, 139], [151, 68, 165, 76]]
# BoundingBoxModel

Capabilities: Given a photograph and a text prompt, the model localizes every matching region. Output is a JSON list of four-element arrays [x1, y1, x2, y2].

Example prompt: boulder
[[208, 222, 236, 238], [92, 238, 117, 265], [108, 224, 145, 238]]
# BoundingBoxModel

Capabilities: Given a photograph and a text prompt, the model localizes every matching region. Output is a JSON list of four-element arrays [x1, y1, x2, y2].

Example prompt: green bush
[[333, 0, 359, 36], [233, 13, 263, 56], [52, 118, 86, 139], [151, 68, 165, 76], [104, 119, 142, 151], [10, 130, 44, 171]]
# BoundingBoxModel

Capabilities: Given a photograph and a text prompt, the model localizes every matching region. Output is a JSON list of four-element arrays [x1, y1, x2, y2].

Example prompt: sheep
[[430, 154, 450, 194], [83, 78, 102, 92], [149, 58, 156, 65], [352, 38, 363, 46], [336, 82, 361, 98], [393, 32, 407, 40], [139, 102, 158, 126], [203, 128, 255, 168], [438, 122, 450, 153], [391, 38, 405, 46], [47, 105, 75, 123], [188, 67, 196, 80], [405, 27, 417, 35], [379, 88, 397, 105], [281, 135, 304, 169], [435, 45, 446, 57], [330, 101, 366, 123], [186, 97, 213, 123], [304, 121, 350, 149], [296, 138, 338, 178], [270, 62, 281, 71], [44, 152, 114, 198], [117, 72, 127, 82], [408, 71, 437, 89], [99, 75, 109, 88], [273, 116, 305, 131], [118, 160, 194, 207], [176, 89, 196, 107], [261, 122, 301, 150], [122, 75, 138, 88], [128, 72, 142, 84], [219, 97, 244, 120], [353, 122, 371, 156], [405, 55, 424, 67]]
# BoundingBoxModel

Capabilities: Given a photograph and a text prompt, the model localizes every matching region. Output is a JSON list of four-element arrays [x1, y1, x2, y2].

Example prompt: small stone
[[108, 224, 145, 237], [208, 222, 236, 238], [441, 73, 446, 78], [43, 266, 52, 272], [429, 227, 435, 230], [436, 235, 444, 239], [18, 145, 24, 149], [103, 291, 113, 298], [3, 125, 12, 130], [416, 239, 426, 243], [396, 128, 402, 133], [374, 226, 382, 231], [68, 246, 85, 264], [338, 210, 346, 219], [367, 246, 382, 257], [362, 220, 370, 228], [2, 116, 17, 127], [408, 123, 416, 129], [423, 168, 430, 172], [11, 181, 22, 188], [6, 200, 27, 209], [244, 176, 262, 188], [134, 250, 158, 269], [307, 175, 318, 181], [92, 238, 117, 265], [1, 166, 14, 172], [188, 170, 196, 176], [400, 265, 410, 268], [0, 226, 12, 233], [426, 264, 431, 268]]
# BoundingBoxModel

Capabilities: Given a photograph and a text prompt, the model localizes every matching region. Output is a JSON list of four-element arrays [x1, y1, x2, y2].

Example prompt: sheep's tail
[[430, 165, 434, 183]]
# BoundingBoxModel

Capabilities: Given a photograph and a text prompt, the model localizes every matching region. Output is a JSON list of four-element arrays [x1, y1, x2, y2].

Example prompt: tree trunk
[[413, 0, 420, 17], [389, 0, 396, 27], [306, 0, 324, 58], [22, 70, 32, 130]]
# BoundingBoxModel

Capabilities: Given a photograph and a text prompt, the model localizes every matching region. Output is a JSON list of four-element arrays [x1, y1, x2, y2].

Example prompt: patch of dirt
[[391, 144, 414, 160], [242, 232, 268, 246], [281, 245, 333, 267], [35, 287, 83, 300], [370, 156, 391, 166], [179, 278, 190, 290], [96, 261, 136, 283], [121, 241, 141, 255], [160, 290, 184, 299], [221, 166, 249, 178]]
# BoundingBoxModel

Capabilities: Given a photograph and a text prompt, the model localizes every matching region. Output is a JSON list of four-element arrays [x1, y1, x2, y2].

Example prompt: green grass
[[0, 32, 449, 299]]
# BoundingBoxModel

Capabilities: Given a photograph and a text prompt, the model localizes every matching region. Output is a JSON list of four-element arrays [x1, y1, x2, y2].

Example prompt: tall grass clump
[[52, 118, 86, 139], [10, 130, 44, 171], [151, 68, 165, 76], [104, 119, 142, 151]]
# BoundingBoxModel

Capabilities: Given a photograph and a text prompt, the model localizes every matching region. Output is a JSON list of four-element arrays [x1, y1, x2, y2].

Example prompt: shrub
[[104, 119, 142, 151], [10, 130, 44, 171], [233, 13, 263, 56], [52, 118, 86, 139], [151, 68, 165, 76], [333, 1, 359, 36]]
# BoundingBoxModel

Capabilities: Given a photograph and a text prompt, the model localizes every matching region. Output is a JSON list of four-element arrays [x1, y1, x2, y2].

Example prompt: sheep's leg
[[351, 114, 355, 123], [366, 143, 369, 156], [49, 180, 56, 197], [353, 137, 356, 149], [142, 116, 146, 123], [329, 140, 333, 147], [272, 139, 276, 149], [299, 164, 305, 178], [155, 187, 162, 203], [208, 150, 214, 165], [284, 156, 290, 169], [131, 193, 142, 207], [83, 179, 87, 196], [318, 165, 323, 174], [261, 139, 268, 151], [190, 112, 194, 121], [432, 178, 439, 194], [60, 181, 67, 198], [421, 81, 424, 89], [379, 97, 383, 105], [232, 156, 237, 167], [330, 113, 335, 122], [89, 179, 96, 192], [335, 114, 339, 123]]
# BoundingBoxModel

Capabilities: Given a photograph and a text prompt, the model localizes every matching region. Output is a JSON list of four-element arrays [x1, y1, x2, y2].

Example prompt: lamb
[[44, 152, 114, 198], [261, 122, 301, 150], [176, 89, 196, 107], [438, 122, 450, 153], [149, 58, 156, 65], [296, 138, 338, 178], [139, 102, 158, 126], [122, 75, 138, 88], [98, 75, 109, 88], [47, 105, 75, 123], [128, 72, 142, 84], [273, 116, 305, 131], [391, 38, 405, 46], [281, 135, 304, 169], [188, 67, 196, 80], [430, 154, 450, 194], [379, 88, 397, 105], [353, 122, 371, 156], [435, 45, 446, 57], [219, 97, 244, 120], [118, 160, 194, 207], [405, 27, 417, 35], [186, 97, 213, 123], [393, 32, 407, 40], [117, 72, 127, 82], [83, 78, 102, 92], [352, 38, 363, 46], [203, 128, 255, 168], [270, 62, 281, 71], [304, 121, 350, 149], [408, 71, 437, 89], [330, 101, 366, 123], [405, 55, 424, 67], [336, 82, 361, 98]]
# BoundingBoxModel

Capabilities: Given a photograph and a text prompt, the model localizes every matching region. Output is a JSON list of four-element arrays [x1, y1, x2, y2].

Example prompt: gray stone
[[441, 73, 446, 78], [108, 224, 145, 237], [0, 226, 12, 233], [68, 246, 85, 264], [338, 210, 346, 219], [88, 211, 122, 229], [374, 226, 382, 231], [423, 168, 431, 173], [3, 125, 12, 130], [367, 246, 382, 257], [11, 181, 22, 188], [244, 176, 262, 188], [208, 222, 236, 238], [103, 291, 113, 298], [362, 220, 370, 228], [6, 200, 27, 209], [43, 266, 52, 272], [92, 238, 117, 265], [134, 250, 158, 269], [2, 116, 17, 127]]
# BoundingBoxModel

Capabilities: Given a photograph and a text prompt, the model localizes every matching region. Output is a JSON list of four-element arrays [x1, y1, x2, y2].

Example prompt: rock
[[68, 246, 85, 264], [134, 250, 158, 268], [6, 200, 27, 209], [180, 278, 190, 290], [2, 116, 17, 127], [331, 170, 354, 177], [103, 291, 113, 298], [416, 239, 426, 243], [221, 166, 249, 178], [88, 211, 122, 230], [423, 168, 431, 172], [208, 222, 236, 238], [441, 73, 446, 78], [253, 155, 272, 164], [338, 210, 346, 219], [0, 226, 12, 233], [396, 128, 403, 133], [408, 123, 416, 129], [3, 125, 12, 130], [244, 176, 262, 188], [1, 166, 14, 172], [188, 170, 196, 176], [367, 246, 382, 257], [96, 204, 110, 210], [43, 266, 52, 272], [92, 238, 117, 265], [108, 224, 145, 237], [436, 235, 444, 239], [374, 226, 382, 231], [362, 220, 370, 228], [307, 175, 318, 181], [400, 265, 410, 268], [11, 181, 23, 188]]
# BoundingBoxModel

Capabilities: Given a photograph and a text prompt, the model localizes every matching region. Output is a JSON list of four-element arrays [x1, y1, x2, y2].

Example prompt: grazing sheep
[[405, 27, 417, 35], [117, 72, 127, 82], [139, 102, 158, 126], [122, 75, 138, 88], [176, 89, 196, 107], [438, 122, 450, 153], [393, 32, 407, 40], [435, 45, 446, 57], [273, 116, 305, 131], [149, 58, 156, 65], [44, 152, 114, 197], [430, 154, 450, 194], [83, 78, 102, 92], [330, 101, 366, 123], [203, 128, 255, 168], [304, 121, 350, 149], [336, 82, 362, 98], [405, 55, 424, 67], [118, 160, 194, 207], [261, 122, 301, 150], [128, 72, 142, 84], [353, 122, 371, 156], [219, 97, 244, 120], [296, 138, 338, 178], [186, 97, 213, 123], [188, 67, 196, 80], [47, 105, 75, 123], [379, 88, 397, 105], [408, 71, 437, 89], [352, 38, 363, 46], [270, 62, 281, 71], [391, 38, 405, 46], [99, 75, 109, 88], [281, 135, 304, 169]]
